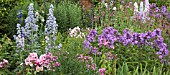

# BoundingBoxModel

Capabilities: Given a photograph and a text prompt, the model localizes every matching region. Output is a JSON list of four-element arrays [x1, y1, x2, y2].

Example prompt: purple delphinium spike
[[18, 10, 22, 24]]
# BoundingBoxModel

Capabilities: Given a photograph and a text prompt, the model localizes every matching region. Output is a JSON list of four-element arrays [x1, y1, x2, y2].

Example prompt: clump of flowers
[[78, 54, 96, 70], [69, 26, 85, 38], [0, 59, 8, 69], [98, 27, 120, 49], [24, 52, 60, 72], [98, 68, 106, 75], [104, 51, 116, 60], [133, 0, 150, 23], [83, 27, 169, 63], [44, 4, 58, 53]]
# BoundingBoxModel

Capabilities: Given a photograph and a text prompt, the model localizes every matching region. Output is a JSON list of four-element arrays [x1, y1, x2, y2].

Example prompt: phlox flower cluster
[[25, 52, 60, 72], [133, 0, 150, 23], [69, 26, 85, 38], [0, 59, 8, 68], [83, 27, 169, 63], [78, 54, 96, 70], [98, 68, 106, 75], [154, 36, 169, 63], [21, 3, 38, 43], [149, 3, 170, 19], [45, 4, 58, 53], [83, 29, 98, 54], [98, 27, 120, 49]]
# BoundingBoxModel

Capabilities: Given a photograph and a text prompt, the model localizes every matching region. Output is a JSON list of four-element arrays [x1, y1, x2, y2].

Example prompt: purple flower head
[[83, 40, 92, 50], [87, 29, 97, 42], [161, 6, 167, 15], [123, 28, 131, 34], [155, 13, 162, 18], [149, 3, 156, 8], [120, 28, 133, 46], [145, 30, 153, 40], [153, 28, 162, 36], [132, 32, 140, 45], [92, 47, 98, 54], [99, 68, 106, 75], [166, 12, 170, 19], [155, 7, 160, 13]]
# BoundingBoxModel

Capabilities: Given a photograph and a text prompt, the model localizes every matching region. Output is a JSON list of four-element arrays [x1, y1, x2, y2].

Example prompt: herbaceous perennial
[[133, 0, 150, 23], [13, 24, 25, 51], [25, 52, 60, 72], [83, 27, 169, 63], [22, 3, 38, 44], [45, 4, 58, 53], [69, 26, 85, 38]]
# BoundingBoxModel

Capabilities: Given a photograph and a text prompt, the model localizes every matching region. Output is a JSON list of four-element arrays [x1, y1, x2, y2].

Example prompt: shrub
[[54, 0, 82, 32]]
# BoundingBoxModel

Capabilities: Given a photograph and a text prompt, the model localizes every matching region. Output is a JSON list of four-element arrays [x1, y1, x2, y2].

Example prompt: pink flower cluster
[[25, 52, 60, 72], [99, 68, 106, 75], [78, 54, 96, 70], [0, 59, 8, 68]]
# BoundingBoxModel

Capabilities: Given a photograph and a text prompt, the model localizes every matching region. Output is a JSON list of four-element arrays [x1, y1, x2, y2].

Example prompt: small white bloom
[[113, 7, 116, 11], [105, 3, 108, 9]]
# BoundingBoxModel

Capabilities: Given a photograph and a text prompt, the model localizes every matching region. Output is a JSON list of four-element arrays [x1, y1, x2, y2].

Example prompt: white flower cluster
[[102, 0, 116, 11], [133, 0, 150, 23], [69, 26, 85, 38]]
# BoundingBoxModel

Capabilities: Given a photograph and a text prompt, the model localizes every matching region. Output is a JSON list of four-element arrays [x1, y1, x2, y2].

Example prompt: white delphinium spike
[[45, 4, 58, 53], [144, 0, 150, 11], [134, 2, 139, 16], [14, 24, 25, 51], [139, 2, 144, 17], [144, 0, 150, 20]]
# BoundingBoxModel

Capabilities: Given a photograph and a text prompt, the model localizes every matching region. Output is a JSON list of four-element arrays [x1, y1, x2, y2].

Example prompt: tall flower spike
[[45, 4, 58, 53], [134, 2, 138, 16], [139, 2, 144, 18], [144, 0, 150, 21], [144, 0, 149, 12], [22, 3, 38, 43], [14, 24, 25, 51]]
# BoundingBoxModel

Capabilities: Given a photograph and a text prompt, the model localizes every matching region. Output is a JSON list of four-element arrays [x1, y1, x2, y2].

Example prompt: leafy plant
[[54, 0, 82, 32]]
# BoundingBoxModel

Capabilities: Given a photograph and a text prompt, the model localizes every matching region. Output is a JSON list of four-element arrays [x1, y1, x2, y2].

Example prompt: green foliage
[[54, 0, 82, 32], [0, 0, 22, 38], [54, 34, 86, 74], [117, 62, 170, 75], [0, 34, 12, 60]]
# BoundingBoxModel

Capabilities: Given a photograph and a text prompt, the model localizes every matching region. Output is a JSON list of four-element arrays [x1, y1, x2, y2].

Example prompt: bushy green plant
[[0, 0, 23, 38], [54, 0, 82, 32]]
